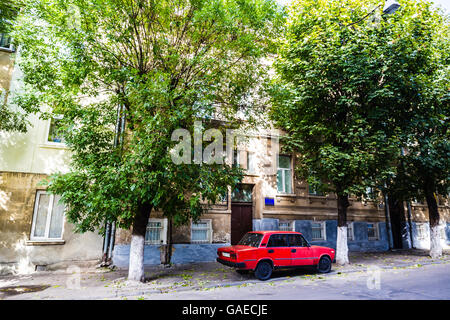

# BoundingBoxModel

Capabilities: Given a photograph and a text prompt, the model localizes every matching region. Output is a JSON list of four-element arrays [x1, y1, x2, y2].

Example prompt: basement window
[[145, 218, 167, 245], [311, 221, 326, 241], [191, 219, 212, 244], [367, 223, 379, 241], [347, 222, 355, 241], [30, 191, 65, 241]]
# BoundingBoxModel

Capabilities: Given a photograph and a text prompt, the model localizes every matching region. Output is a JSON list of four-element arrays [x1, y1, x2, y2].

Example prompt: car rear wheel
[[317, 256, 332, 273], [254, 261, 272, 281]]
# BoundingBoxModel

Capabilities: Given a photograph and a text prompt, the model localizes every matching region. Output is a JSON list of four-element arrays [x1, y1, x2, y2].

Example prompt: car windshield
[[237, 233, 263, 247]]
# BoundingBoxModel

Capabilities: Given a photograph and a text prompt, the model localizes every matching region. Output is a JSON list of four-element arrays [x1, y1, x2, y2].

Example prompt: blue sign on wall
[[265, 197, 275, 206]]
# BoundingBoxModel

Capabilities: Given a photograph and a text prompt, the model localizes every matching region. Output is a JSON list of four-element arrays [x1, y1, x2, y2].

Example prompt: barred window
[[416, 223, 427, 240], [191, 220, 212, 243], [367, 223, 379, 240], [311, 222, 326, 241], [145, 219, 167, 245], [279, 221, 293, 231]]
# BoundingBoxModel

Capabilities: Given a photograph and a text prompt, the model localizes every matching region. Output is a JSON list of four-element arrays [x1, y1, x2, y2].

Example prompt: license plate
[[222, 252, 230, 258]]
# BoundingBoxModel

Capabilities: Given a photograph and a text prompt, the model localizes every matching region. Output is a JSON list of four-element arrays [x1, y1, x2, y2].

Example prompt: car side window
[[288, 234, 308, 247], [267, 234, 289, 247]]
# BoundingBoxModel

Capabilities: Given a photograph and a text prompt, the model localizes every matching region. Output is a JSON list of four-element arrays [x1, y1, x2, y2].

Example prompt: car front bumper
[[216, 257, 246, 269]]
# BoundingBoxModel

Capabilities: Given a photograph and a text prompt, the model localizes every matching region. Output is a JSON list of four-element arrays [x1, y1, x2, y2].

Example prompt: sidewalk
[[1, 249, 449, 300]]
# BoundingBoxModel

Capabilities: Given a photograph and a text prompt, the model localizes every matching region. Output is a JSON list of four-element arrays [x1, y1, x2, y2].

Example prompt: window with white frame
[[191, 219, 212, 243], [47, 115, 65, 143], [279, 221, 294, 232], [347, 222, 355, 241], [277, 155, 292, 194], [416, 223, 427, 240], [440, 224, 447, 240], [311, 221, 326, 241], [247, 152, 256, 174], [145, 218, 168, 245], [367, 223, 379, 241], [30, 191, 65, 240]]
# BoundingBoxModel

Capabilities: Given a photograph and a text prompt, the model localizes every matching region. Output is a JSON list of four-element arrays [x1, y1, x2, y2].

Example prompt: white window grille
[[191, 219, 212, 243]]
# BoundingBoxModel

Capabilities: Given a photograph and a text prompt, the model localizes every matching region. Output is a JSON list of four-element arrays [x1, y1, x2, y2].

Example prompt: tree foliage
[[13, 0, 283, 234]]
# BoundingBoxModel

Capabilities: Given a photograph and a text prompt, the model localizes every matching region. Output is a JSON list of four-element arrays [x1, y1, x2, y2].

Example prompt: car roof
[[248, 231, 302, 235]]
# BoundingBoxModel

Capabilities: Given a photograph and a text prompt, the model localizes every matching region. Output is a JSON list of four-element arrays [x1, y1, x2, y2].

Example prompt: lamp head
[[383, 0, 401, 15]]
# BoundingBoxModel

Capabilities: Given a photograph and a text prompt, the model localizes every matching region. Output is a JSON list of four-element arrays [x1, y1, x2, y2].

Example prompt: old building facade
[[0, 41, 103, 275], [1, 35, 449, 273]]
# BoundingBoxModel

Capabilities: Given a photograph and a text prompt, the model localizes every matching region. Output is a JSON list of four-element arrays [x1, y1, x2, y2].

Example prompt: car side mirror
[[260, 243, 267, 247]]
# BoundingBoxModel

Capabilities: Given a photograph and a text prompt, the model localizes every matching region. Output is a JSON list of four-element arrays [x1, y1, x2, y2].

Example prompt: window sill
[[0, 47, 15, 53], [276, 193, 297, 197], [38, 143, 69, 150], [26, 240, 65, 246]]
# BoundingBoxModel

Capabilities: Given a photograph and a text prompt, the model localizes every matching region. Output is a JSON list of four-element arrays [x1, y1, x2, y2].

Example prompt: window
[[191, 219, 212, 243], [231, 184, 253, 203], [311, 221, 326, 241], [347, 222, 354, 241], [277, 155, 292, 193], [47, 115, 65, 143], [247, 152, 256, 174], [0, 33, 12, 50], [145, 218, 167, 245], [30, 191, 65, 240], [267, 234, 289, 247], [279, 221, 294, 231], [308, 184, 324, 196], [233, 150, 240, 168], [416, 223, 427, 240], [441, 225, 447, 240], [287, 234, 308, 247], [367, 223, 379, 241]]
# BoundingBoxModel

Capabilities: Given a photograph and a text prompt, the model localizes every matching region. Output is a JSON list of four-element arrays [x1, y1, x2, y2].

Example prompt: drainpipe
[[406, 201, 415, 249], [107, 221, 116, 261], [102, 222, 111, 263], [101, 104, 123, 265], [383, 191, 394, 250]]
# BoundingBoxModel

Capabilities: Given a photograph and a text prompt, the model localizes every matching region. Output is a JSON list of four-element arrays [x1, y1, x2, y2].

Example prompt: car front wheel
[[317, 256, 332, 273], [254, 261, 273, 281]]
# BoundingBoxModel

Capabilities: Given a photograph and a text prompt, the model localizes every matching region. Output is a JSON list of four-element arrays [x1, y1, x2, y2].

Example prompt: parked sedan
[[217, 231, 335, 280]]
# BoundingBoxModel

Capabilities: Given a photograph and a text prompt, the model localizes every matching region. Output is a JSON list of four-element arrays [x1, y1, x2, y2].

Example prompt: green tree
[[385, 2, 449, 257], [269, 0, 447, 264], [13, 0, 282, 281]]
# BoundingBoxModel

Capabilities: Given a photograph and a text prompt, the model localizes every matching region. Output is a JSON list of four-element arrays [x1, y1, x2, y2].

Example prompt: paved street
[[1, 250, 449, 300], [136, 262, 450, 300]]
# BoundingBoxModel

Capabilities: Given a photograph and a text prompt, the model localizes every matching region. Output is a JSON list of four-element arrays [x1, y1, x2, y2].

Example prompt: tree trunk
[[336, 194, 350, 265], [425, 189, 442, 259], [128, 202, 152, 282]]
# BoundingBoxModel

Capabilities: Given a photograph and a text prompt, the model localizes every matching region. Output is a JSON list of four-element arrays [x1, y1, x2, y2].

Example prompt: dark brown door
[[231, 204, 253, 245]]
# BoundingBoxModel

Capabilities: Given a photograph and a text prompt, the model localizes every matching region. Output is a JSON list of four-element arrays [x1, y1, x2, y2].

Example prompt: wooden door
[[231, 204, 253, 245]]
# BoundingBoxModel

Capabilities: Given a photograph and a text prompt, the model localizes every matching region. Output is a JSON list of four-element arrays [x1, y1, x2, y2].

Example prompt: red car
[[217, 231, 335, 280]]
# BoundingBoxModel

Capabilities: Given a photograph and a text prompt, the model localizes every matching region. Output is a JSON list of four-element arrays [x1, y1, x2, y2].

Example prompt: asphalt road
[[142, 262, 450, 300]]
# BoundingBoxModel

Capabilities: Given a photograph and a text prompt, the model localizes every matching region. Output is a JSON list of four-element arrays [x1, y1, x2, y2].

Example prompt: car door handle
[[268, 249, 274, 253], [291, 249, 296, 253]]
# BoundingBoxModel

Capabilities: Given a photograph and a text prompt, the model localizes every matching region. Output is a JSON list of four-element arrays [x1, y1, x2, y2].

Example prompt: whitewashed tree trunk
[[336, 226, 349, 265], [128, 233, 145, 281], [429, 224, 442, 259]]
